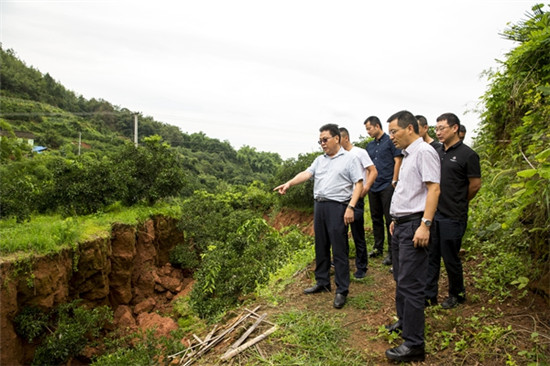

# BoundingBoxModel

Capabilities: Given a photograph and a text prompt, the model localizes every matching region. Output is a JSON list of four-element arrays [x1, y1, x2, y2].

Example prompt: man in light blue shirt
[[274, 123, 363, 309]]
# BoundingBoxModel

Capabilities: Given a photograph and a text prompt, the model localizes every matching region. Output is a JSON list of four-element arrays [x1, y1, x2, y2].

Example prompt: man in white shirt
[[339, 127, 378, 278]]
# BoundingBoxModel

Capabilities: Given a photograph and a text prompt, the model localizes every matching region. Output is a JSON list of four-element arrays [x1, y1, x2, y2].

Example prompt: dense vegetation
[[467, 3, 549, 298]]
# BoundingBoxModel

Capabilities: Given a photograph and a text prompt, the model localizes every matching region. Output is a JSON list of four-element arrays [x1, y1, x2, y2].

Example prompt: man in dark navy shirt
[[364, 116, 402, 265], [425, 113, 481, 309]]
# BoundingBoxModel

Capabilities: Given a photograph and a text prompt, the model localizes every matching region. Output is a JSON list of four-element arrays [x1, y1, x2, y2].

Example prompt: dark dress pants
[[426, 213, 467, 300], [391, 219, 428, 348], [350, 197, 367, 272], [313, 201, 350, 295], [367, 184, 394, 257]]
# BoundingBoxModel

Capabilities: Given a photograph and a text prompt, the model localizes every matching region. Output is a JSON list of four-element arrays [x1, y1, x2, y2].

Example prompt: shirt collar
[[325, 146, 346, 158], [402, 137, 424, 157], [376, 132, 388, 142], [445, 139, 463, 151]]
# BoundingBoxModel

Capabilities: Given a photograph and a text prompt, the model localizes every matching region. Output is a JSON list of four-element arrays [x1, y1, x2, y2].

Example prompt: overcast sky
[[0, 0, 534, 159]]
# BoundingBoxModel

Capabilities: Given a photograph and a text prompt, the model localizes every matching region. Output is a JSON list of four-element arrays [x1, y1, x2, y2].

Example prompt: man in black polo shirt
[[425, 113, 481, 309]]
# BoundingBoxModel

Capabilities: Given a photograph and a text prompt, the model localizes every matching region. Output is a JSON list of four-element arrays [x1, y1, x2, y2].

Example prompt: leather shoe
[[368, 250, 381, 258], [303, 284, 331, 294], [354, 270, 367, 279], [441, 295, 465, 309], [385, 320, 402, 334], [382, 255, 392, 265], [333, 293, 346, 308], [385, 343, 425, 362]]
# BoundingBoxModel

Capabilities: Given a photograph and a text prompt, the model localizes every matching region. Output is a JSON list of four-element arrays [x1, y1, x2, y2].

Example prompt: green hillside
[[0, 46, 287, 221]]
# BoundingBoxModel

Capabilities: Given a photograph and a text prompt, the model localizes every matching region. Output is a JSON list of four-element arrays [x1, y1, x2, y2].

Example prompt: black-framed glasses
[[389, 128, 404, 136], [318, 137, 333, 145], [435, 126, 450, 132]]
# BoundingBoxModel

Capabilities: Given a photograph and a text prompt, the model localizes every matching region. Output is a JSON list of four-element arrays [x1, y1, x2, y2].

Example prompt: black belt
[[315, 197, 349, 205], [392, 212, 423, 225]]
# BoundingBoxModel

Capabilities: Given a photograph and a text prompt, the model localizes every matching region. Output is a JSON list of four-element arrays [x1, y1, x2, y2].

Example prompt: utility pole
[[78, 132, 81, 156], [134, 114, 138, 147]]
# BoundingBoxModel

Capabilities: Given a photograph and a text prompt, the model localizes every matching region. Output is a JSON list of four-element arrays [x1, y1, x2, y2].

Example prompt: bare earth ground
[[190, 250, 550, 366]]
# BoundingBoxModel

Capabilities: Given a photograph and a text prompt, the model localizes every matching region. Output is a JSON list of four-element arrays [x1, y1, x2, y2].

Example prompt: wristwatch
[[421, 217, 432, 227], [347, 204, 355, 210]]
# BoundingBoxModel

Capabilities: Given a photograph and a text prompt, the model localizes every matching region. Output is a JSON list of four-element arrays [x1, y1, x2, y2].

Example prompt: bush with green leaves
[[169, 243, 200, 270], [112, 136, 188, 206], [189, 218, 311, 319], [91, 329, 178, 366], [13, 306, 49, 343], [177, 184, 275, 253], [0, 135, 189, 221], [14, 300, 112, 366]]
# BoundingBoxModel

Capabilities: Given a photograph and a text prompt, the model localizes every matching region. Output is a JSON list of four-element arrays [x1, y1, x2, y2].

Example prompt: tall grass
[[0, 201, 182, 256]]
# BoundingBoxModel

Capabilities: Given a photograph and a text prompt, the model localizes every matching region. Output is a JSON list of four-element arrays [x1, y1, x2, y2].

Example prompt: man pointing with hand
[[274, 123, 363, 309]]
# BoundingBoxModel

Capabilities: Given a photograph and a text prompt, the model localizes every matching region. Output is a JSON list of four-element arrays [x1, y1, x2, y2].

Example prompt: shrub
[[190, 218, 311, 319], [14, 300, 113, 366], [169, 243, 199, 270]]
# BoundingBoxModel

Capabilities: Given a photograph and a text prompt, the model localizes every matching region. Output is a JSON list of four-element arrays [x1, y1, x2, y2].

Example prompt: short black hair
[[338, 127, 349, 139], [387, 110, 419, 134], [320, 123, 341, 140], [459, 125, 466, 133], [364, 116, 381, 128], [436, 113, 461, 129], [416, 115, 428, 127]]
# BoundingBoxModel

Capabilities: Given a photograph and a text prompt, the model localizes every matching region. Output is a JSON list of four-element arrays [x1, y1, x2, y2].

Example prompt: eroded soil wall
[[0, 216, 188, 366]]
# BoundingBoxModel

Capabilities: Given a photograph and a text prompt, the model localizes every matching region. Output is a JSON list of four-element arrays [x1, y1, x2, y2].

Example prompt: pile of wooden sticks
[[168, 305, 277, 365]]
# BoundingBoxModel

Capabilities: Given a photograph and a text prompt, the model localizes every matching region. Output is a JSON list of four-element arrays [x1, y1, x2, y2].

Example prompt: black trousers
[[350, 197, 367, 272], [391, 219, 428, 348], [367, 184, 394, 257], [425, 213, 467, 300], [313, 200, 350, 295]]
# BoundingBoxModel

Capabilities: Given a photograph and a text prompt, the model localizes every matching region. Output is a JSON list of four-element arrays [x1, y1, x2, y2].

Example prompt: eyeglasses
[[435, 126, 450, 132], [389, 128, 404, 136], [318, 137, 334, 145]]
